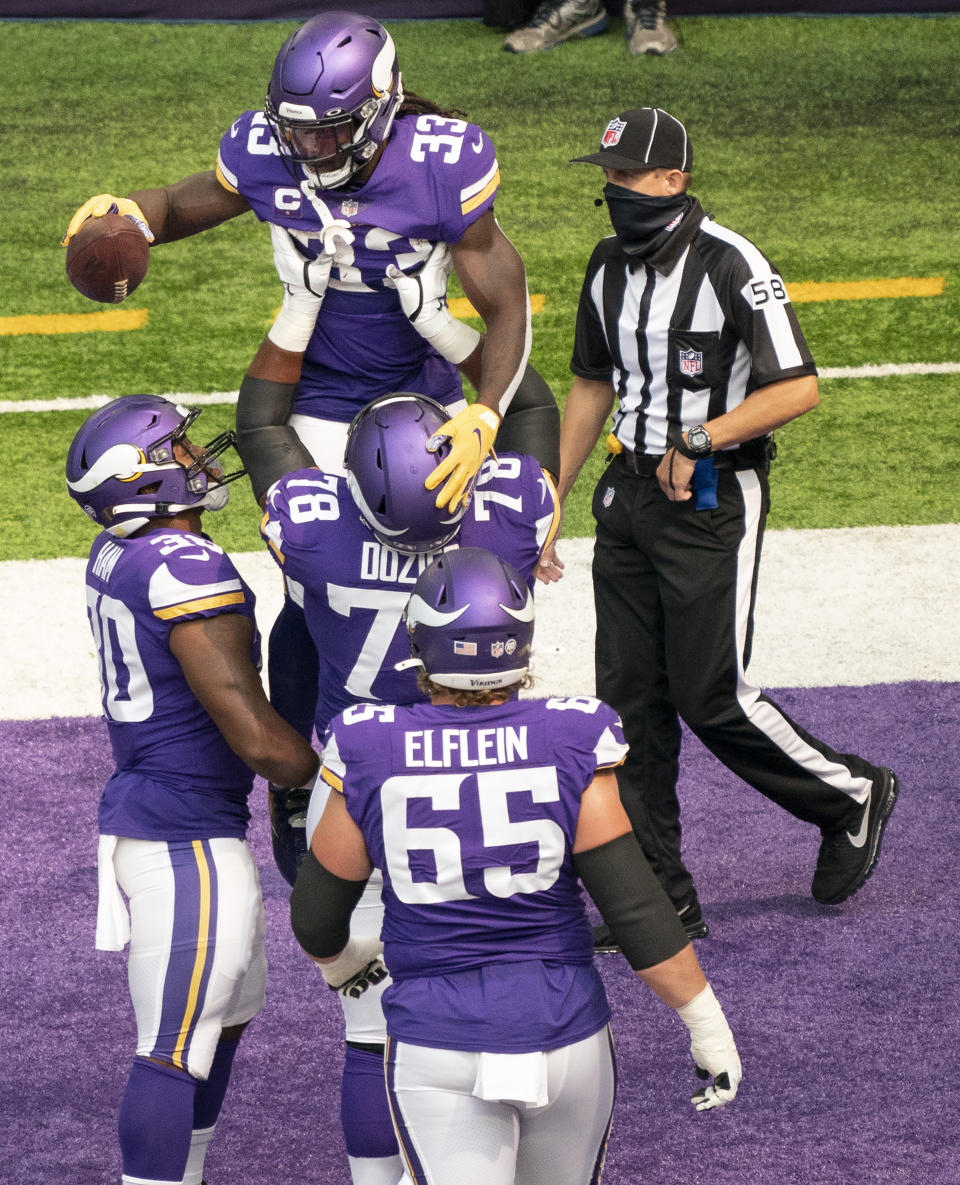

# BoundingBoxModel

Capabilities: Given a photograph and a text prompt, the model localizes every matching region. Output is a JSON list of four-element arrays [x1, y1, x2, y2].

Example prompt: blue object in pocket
[[692, 457, 719, 511]]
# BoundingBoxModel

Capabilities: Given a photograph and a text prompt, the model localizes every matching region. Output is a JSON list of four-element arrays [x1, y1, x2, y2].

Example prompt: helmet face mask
[[66, 395, 243, 537], [265, 12, 404, 189], [344, 393, 467, 555], [404, 548, 535, 691]]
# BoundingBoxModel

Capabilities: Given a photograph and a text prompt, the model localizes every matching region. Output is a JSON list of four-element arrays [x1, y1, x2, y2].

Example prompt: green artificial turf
[[1, 14, 958, 559]]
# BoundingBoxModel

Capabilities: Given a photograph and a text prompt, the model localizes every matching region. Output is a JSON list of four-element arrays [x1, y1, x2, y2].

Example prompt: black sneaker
[[677, 899, 709, 941], [811, 768, 899, 905]]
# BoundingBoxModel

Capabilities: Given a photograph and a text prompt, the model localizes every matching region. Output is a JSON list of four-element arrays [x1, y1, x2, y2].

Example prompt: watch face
[[688, 426, 711, 453]]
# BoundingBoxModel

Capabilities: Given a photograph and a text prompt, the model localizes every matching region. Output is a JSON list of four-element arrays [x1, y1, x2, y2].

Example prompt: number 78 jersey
[[260, 453, 559, 738]]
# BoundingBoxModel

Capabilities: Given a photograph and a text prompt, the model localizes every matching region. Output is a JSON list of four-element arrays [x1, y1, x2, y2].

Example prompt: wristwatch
[[675, 424, 712, 460]]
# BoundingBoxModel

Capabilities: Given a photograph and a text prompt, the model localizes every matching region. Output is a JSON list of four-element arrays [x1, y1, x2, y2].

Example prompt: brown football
[[65, 211, 150, 303]]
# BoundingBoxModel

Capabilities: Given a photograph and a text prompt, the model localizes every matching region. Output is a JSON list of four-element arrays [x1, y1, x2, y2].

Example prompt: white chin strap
[[198, 485, 230, 514]]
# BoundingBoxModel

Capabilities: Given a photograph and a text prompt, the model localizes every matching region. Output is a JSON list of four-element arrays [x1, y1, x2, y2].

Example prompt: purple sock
[[341, 1044, 399, 1159], [193, 1035, 241, 1130], [118, 1057, 197, 1182]]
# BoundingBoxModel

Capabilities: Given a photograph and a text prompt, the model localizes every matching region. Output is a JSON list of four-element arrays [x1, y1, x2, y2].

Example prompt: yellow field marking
[[3, 277, 941, 338], [790, 277, 944, 304], [450, 293, 547, 319], [0, 309, 148, 336]]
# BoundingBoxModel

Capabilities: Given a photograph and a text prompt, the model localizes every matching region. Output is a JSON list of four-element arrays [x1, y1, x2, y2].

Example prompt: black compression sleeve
[[289, 850, 367, 959], [235, 375, 314, 500], [575, 833, 689, 971], [494, 364, 560, 479]]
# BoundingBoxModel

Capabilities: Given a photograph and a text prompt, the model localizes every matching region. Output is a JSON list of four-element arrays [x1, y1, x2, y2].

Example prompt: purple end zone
[[2, 682, 957, 1184]]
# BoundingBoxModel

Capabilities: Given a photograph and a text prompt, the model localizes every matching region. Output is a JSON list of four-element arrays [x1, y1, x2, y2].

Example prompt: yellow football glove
[[61, 194, 154, 246], [424, 403, 501, 511]]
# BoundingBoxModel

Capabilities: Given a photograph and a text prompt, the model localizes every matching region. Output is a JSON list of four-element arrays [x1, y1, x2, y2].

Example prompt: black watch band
[[675, 424, 712, 460]]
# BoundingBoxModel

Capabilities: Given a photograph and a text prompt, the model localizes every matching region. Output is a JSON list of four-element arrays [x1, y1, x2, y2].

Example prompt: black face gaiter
[[602, 183, 692, 257]]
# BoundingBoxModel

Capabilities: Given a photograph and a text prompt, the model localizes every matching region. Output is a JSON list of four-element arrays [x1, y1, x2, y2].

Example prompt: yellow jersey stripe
[[215, 159, 240, 194], [320, 765, 344, 793], [154, 591, 246, 620], [461, 169, 500, 216], [172, 840, 212, 1070]]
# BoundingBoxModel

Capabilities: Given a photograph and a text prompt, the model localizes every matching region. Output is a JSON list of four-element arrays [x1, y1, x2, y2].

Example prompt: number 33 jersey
[[321, 695, 628, 1053], [84, 529, 261, 840], [216, 110, 502, 421], [260, 453, 558, 739]]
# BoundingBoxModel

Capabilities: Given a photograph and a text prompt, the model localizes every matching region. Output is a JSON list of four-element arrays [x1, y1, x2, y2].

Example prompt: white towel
[[472, 1051, 549, 1107], [94, 834, 130, 951]]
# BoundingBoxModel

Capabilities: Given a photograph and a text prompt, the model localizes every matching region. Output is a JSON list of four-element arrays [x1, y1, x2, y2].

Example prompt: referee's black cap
[[572, 107, 693, 172]]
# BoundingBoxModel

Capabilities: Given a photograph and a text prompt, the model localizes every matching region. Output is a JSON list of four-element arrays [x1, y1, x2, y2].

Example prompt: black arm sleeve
[[235, 375, 315, 501], [493, 363, 560, 480], [575, 832, 689, 971], [289, 849, 368, 959]]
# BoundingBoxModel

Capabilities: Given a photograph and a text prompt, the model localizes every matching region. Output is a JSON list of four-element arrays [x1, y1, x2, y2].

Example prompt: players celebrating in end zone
[[291, 546, 741, 1185], [62, 10, 561, 885]]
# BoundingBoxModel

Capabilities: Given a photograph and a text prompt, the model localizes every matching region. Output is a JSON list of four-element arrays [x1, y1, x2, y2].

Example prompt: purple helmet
[[404, 547, 535, 691], [344, 393, 467, 554], [65, 394, 243, 537], [265, 11, 403, 189]]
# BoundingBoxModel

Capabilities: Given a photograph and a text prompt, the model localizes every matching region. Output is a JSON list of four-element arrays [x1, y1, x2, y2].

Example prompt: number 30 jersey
[[83, 529, 260, 841], [320, 695, 628, 1053], [259, 453, 559, 739], [217, 110, 502, 422]]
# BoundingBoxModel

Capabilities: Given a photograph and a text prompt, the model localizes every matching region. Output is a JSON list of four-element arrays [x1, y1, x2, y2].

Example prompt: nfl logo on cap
[[602, 118, 626, 148], [679, 349, 703, 377]]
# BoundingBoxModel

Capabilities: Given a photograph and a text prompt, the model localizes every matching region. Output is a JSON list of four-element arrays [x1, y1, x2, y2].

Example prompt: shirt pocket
[[666, 329, 722, 392]]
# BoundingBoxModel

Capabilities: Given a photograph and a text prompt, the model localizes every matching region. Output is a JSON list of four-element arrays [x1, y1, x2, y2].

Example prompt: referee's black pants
[[592, 454, 882, 910]]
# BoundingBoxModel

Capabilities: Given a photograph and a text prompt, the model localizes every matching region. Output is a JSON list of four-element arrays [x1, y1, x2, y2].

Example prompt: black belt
[[616, 438, 776, 475]]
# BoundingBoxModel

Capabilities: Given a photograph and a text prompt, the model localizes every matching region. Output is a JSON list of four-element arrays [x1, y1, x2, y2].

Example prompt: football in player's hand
[[65, 212, 150, 303]]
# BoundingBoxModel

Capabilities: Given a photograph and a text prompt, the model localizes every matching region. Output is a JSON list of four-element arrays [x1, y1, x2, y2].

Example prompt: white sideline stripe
[[3, 525, 959, 721], [3, 361, 960, 414]]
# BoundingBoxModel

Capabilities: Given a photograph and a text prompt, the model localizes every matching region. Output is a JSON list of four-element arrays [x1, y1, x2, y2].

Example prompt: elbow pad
[[575, 833, 689, 970], [290, 850, 367, 960], [494, 364, 560, 478], [236, 375, 314, 500]]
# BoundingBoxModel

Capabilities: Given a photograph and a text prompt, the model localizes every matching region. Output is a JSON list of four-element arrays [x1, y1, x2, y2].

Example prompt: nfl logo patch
[[491, 640, 505, 658], [454, 640, 477, 656], [340, 199, 359, 217], [602, 118, 627, 148], [602, 486, 615, 508], [679, 349, 703, 377]]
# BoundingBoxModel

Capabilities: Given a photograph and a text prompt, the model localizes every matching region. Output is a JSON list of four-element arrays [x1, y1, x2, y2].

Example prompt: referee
[[547, 107, 898, 940]]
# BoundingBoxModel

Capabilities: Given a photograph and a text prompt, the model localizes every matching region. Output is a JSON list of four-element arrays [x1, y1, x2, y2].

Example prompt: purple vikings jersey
[[321, 696, 628, 1053], [84, 529, 260, 841], [217, 111, 501, 421], [260, 453, 558, 738]]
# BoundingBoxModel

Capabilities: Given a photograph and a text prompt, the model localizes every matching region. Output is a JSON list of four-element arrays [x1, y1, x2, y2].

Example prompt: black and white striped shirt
[[570, 196, 817, 456]]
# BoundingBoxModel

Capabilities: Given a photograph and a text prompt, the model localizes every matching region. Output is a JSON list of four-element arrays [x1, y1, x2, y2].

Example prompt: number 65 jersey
[[260, 453, 559, 739], [320, 695, 628, 1054], [83, 528, 261, 841]]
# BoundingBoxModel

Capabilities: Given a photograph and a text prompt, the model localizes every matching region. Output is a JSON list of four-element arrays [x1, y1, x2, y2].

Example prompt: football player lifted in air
[[292, 546, 742, 1185], [65, 395, 320, 1185], [62, 10, 560, 884], [258, 391, 559, 1185]]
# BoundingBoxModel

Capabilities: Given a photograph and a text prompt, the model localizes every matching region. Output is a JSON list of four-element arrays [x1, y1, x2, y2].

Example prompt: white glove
[[267, 221, 354, 352], [319, 934, 388, 1000], [386, 242, 481, 365], [676, 984, 742, 1111]]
